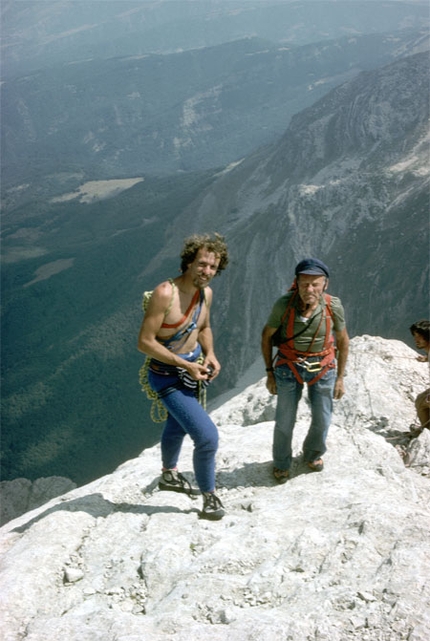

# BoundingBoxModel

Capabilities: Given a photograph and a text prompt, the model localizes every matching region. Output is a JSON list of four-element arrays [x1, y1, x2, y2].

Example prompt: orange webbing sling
[[275, 292, 335, 386]]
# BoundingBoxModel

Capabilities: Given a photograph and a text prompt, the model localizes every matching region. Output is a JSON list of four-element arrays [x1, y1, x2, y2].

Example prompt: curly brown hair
[[410, 319, 430, 342], [180, 232, 229, 275]]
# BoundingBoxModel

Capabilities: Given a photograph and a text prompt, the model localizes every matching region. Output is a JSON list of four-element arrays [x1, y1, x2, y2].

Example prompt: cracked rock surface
[[0, 336, 429, 641]]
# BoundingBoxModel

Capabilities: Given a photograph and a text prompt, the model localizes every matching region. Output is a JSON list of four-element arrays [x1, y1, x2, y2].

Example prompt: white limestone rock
[[407, 429, 430, 476], [0, 336, 429, 641]]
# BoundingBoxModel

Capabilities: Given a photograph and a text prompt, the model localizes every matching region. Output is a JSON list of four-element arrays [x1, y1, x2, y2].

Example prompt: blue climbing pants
[[147, 346, 218, 493]]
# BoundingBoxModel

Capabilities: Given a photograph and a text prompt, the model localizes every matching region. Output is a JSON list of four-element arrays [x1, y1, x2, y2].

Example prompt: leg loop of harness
[[306, 356, 336, 386]]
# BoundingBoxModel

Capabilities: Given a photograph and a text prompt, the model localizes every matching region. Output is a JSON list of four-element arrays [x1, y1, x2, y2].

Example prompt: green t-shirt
[[266, 291, 346, 353]]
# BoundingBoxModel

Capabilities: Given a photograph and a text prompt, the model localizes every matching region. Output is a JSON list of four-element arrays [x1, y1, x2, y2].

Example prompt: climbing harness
[[274, 288, 336, 386], [138, 280, 208, 422]]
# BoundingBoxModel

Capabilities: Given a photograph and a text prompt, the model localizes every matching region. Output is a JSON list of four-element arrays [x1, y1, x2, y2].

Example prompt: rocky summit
[[1, 335, 429, 641]]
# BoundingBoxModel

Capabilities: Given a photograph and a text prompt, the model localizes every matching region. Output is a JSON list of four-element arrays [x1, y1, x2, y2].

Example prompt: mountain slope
[[153, 51, 429, 388], [2, 29, 428, 187], [1, 53, 428, 485], [0, 170, 220, 484]]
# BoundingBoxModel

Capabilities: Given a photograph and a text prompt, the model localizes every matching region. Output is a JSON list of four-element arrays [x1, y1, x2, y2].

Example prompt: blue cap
[[295, 258, 330, 278]]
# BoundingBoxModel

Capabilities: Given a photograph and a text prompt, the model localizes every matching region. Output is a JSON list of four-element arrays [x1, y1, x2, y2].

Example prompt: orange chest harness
[[275, 292, 335, 385]]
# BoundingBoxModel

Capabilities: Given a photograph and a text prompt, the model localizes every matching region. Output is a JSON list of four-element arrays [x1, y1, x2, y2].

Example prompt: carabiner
[[305, 361, 322, 373], [296, 358, 322, 373]]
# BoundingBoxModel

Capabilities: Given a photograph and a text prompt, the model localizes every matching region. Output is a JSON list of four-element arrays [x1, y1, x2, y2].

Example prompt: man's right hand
[[266, 371, 277, 395], [186, 361, 212, 381]]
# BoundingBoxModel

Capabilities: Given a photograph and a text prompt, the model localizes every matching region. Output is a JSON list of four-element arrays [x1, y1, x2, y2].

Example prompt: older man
[[261, 258, 349, 482]]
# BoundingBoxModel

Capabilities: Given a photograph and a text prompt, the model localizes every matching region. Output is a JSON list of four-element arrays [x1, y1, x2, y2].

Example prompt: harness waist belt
[[276, 344, 336, 386], [149, 360, 179, 376], [149, 344, 202, 376]]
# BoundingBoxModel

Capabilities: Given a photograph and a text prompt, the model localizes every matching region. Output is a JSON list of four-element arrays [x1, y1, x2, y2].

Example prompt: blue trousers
[[147, 348, 218, 493], [273, 363, 336, 470]]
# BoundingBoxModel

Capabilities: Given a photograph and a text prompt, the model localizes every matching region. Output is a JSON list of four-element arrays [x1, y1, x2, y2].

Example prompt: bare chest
[[158, 289, 206, 340]]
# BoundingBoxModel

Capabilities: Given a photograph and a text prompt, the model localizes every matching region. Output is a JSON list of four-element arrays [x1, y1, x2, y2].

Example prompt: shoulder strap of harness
[[277, 293, 335, 385]]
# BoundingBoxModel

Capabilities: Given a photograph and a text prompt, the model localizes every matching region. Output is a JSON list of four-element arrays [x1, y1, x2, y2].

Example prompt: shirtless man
[[137, 233, 229, 520], [409, 319, 430, 433]]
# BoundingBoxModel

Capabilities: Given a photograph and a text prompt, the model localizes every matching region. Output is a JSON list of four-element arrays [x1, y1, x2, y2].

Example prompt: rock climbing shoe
[[158, 469, 200, 497], [199, 492, 225, 520]]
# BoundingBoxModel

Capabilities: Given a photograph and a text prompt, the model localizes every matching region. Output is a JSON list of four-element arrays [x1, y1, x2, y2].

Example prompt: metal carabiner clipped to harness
[[295, 358, 322, 373]]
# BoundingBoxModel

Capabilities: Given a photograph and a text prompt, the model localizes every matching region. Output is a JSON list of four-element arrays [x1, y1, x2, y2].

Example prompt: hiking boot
[[158, 469, 200, 497], [273, 467, 289, 484], [307, 458, 324, 472], [199, 492, 225, 521]]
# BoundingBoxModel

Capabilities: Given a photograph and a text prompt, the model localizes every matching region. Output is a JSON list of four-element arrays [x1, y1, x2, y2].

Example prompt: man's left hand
[[333, 377, 345, 400], [204, 356, 221, 380]]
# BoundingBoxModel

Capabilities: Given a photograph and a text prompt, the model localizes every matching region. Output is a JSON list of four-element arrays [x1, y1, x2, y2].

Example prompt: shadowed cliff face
[[1, 50, 428, 486], [0, 336, 429, 641], [154, 52, 429, 392]]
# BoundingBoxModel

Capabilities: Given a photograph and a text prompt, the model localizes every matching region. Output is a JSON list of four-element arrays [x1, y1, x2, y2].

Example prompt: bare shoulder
[[204, 286, 214, 306], [155, 279, 174, 297], [148, 280, 175, 313]]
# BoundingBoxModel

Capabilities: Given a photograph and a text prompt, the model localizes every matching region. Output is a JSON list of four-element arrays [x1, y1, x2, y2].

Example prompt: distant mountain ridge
[[2, 0, 429, 77], [3, 29, 428, 189]]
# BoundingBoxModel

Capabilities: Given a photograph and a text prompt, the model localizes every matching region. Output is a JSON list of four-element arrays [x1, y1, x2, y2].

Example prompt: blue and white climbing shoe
[[199, 492, 225, 520], [158, 469, 200, 497]]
